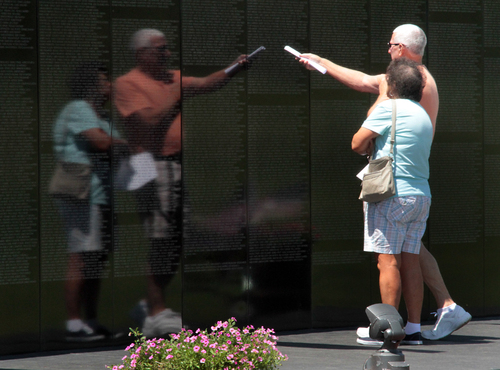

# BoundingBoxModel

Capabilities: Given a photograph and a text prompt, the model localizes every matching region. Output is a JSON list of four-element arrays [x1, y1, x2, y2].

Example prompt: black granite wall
[[0, 0, 498, 355]]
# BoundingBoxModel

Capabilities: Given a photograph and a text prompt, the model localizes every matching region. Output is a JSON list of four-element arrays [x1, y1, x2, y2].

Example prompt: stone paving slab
[[0, 317, 498, 370]]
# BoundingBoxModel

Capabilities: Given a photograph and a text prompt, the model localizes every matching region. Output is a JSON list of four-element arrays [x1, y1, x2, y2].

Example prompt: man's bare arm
[[79, 128, 128, 152], [300, 53, 383, 94], [367, 77, 390, 117], [182, 55, 248, 97]]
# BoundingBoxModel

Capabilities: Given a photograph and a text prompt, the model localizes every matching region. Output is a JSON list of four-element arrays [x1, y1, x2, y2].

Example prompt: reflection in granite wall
[[0, 0, 39, 354], [0, 0, 499, 355]]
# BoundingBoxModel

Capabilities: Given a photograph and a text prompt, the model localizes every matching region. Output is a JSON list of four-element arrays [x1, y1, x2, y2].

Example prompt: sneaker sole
[[400, 340, 423, 345], [356, 337, 383, 346]]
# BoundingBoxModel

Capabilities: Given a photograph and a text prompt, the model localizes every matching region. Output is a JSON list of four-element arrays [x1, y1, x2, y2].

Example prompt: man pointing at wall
[[300, 24, 471, 343]]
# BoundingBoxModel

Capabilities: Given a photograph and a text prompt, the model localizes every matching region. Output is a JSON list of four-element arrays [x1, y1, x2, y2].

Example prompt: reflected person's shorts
[[56, 199, 104, 253], [133, 158, 182, 239], [363, 196, 431, 255]]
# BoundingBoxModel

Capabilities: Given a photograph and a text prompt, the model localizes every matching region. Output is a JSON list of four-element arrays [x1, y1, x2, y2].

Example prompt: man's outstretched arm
[[300, 53, 383, 94]]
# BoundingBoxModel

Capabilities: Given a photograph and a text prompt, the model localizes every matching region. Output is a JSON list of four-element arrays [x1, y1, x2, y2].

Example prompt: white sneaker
[[356, 326, 370, 338], [356, 326, 382, 346], [142, 308, 182, 338], [422, 305, 471, 340]]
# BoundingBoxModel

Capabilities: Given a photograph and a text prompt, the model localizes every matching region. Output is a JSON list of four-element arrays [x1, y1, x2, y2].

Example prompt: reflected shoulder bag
[[48, 123, 92, 200], [48, 161, 92, 199], [358, 100, 397, 203]]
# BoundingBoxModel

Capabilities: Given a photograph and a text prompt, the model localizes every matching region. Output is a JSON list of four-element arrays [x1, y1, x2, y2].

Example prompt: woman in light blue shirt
[[52, 61, 127, 342], [352, 58, 432, 345]]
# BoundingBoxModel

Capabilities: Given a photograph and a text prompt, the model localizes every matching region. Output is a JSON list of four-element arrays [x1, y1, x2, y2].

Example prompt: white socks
[[67, 319, 85, 332], [405, 321, 421, 335]]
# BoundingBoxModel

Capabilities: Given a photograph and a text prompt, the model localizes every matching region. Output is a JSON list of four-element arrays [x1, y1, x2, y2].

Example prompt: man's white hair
[[130, 29, 165, 51], [393, 24, 427, 56]]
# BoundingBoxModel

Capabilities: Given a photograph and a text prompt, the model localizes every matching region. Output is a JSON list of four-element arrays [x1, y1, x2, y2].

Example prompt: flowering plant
[[108, 317, 288, 370]]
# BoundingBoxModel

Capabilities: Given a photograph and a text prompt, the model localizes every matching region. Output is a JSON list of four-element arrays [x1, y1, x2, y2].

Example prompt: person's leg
[[419, 243, 454, 308], [400, 250, 425, 345], [376, 253, 402, 309], [357, 199, 404, 346], [401, 252, 423, 324], [65, 253, 84, 321], [420, 243, 472, 340], [141, 160, 183, 338], [147, 238, 169, 316]]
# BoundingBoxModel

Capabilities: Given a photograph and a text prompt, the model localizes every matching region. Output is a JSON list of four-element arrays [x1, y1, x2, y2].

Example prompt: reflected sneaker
[[422, 305, 472, 340], [129, 299, 149, 327], [142, 308, 182, 338], [401, 332, 423, 345], [86, 320, 124, 340], [66, 323, 105, 342]]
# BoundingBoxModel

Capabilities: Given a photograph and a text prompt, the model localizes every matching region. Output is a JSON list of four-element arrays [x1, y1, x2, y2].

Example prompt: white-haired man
[[301, 24, 471, 344], [114, 28, 248, 338]]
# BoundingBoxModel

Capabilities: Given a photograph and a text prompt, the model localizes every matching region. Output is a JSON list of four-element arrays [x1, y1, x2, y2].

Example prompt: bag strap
[[389, 99, 397, 158], [369, 99, 397, 161]]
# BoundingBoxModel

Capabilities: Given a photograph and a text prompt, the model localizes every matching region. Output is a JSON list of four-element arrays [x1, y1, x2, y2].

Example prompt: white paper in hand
[[115, 152, 158, 191], [284, 46, 327, 74]]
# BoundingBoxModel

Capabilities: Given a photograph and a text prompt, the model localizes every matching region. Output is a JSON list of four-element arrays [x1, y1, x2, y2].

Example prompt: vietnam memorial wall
[[0, 0, 499, 355]]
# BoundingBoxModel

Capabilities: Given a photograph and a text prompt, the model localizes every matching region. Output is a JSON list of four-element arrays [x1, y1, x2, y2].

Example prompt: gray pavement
[[0, 317, 498, 370]]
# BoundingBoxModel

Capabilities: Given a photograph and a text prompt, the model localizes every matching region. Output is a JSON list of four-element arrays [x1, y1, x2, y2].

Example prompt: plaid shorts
[[56, 200, 109, 253], [364, 196, 431, 255]]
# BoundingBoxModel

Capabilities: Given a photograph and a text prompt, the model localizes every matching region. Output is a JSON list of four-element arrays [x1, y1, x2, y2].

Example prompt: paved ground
[[0, 317, 498, 369]]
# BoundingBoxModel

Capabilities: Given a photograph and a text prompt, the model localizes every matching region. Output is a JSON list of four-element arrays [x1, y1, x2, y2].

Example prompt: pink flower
[[166, 354, 173, 360], [200, 358, 206, 363], [193, 346, 200, 352]]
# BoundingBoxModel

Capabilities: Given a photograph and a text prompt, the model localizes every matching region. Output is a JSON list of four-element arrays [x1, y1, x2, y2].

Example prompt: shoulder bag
[[358, 99, 397, 203], [48, 117, 92, 200]]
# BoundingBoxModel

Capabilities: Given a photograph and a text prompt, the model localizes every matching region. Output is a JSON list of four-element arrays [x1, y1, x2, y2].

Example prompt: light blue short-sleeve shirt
[[53, 100, 118, 205], [361, 99, 433, 198]]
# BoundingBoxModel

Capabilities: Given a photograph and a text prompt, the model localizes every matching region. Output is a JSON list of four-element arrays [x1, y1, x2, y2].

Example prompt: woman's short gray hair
[[130, 29, 165, 51], [393, 24, 427, 56]]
